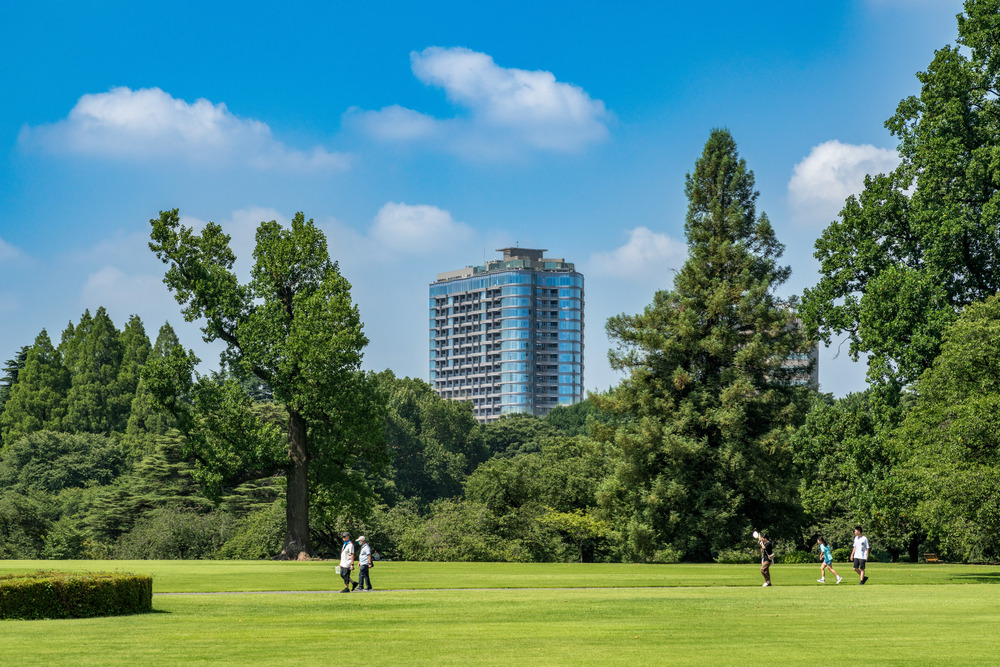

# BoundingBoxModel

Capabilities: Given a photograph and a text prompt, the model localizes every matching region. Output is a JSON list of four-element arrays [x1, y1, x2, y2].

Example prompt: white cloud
[[349, 47, 611, 158], [788, 140, 900, 224], [346, 105, 443, 142], [19, 87, 350, 172], [0, 236, 24, 265], [370, 202, 473, 254], [588, 227, 687, 283]]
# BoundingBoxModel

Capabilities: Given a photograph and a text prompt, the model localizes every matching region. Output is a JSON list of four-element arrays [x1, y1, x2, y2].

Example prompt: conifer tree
[[595, 130, 812, 561], [0, 346, 31, 448], [0, 330, 70, 445], [63, 307, 124, 434], [125, 323, 179, 457], [113, 315, 152, 431]]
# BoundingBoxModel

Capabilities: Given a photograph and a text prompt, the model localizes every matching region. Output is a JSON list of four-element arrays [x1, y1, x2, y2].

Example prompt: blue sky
[[0, 0, 966, 396]]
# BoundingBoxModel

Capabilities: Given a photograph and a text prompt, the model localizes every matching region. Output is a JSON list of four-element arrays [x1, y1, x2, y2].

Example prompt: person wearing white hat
[[357, 535, 373, 591]]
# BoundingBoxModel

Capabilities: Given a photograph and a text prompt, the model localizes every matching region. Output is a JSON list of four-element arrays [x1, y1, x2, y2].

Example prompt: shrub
[[832, 547, 851, 562], [0, 571, 152, 620], [113, 508, 235, 559], [778, 550, 816, 564], [218, 501, 285, 559], [715, 549, 758, 564]]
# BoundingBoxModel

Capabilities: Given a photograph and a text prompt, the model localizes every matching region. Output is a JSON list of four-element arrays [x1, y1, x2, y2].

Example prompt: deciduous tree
[[801, 0, 1000, 386], [146, 209, 387, 557]]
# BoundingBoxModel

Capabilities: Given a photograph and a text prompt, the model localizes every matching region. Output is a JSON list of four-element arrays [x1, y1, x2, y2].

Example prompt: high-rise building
[[429, 248, 584, 422]]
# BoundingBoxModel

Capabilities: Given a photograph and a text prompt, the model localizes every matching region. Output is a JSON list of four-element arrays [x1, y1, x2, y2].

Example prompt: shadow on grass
[[949, 572, 1000, 584]]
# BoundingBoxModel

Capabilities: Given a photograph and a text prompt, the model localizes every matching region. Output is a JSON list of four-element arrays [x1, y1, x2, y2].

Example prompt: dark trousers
[[358, 565, 371, 590], [341, 568, 355, 590]]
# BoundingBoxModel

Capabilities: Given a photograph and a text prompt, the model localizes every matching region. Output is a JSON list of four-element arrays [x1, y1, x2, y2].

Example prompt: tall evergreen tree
[[0, 345, 31, 447], [0, 330, 70, 445], [59, 311, 90, 375], [114, 315, 152, 430], [64, 307, 125, 434], [595, 130, 813, 561], [125, 323, 180, 457]]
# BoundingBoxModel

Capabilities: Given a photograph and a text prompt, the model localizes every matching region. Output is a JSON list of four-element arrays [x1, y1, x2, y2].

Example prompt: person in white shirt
[[849, 526, 870, 585], [357, 535, 373, 591], [339, 531, 357, 593]]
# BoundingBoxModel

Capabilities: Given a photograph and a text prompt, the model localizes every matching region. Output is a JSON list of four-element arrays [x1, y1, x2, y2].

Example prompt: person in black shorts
[[850, 526, 870, 585], [758, 533, 775, 587]]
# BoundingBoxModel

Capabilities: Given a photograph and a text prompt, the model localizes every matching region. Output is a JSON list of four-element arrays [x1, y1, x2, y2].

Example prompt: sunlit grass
[[2, 561, 998, 665]]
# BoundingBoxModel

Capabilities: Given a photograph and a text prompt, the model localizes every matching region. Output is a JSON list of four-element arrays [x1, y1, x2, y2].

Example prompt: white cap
[[357, 535, 366, 542]]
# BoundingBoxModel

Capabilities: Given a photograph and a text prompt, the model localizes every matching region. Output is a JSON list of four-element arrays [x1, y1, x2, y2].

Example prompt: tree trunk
[[284, 409, 312, 558]]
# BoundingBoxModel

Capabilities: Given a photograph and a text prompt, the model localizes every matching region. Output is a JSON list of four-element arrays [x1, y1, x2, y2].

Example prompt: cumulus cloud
[[347, 47, 611, 158], [370, 202, 473, 253], [588, 227, 686, 282], [788, 140, 900, 224], [19, 87, 349, 172]]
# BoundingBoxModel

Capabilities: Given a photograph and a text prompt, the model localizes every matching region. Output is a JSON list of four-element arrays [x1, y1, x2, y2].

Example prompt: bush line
[[0, 571, 153, 620]]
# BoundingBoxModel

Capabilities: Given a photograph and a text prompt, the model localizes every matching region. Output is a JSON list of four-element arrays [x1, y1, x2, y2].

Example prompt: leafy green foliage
[[801, 0, 1000, 386], [375, 371, 486, 506], [0, 345, 29, 448], [217, 500, 285, 559], [791, 390, 916, 556], [0, 330, 70, 444], [0, 571, 152, 620], [479, 413, 561, 457], [596, 130, 813, 561], [147, 209, 387, 557], [0, 491, 52, 558], [0, 430, 125, 493], [890, 294, 1000, 561]]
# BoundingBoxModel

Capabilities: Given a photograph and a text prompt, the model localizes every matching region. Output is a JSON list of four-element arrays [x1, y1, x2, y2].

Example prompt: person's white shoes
[[762, 582, 771, 587], [836, 576, 843, 584], [817, 578, 825, 583]]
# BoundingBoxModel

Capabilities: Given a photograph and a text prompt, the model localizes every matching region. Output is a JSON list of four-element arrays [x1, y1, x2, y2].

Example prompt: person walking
[[357, 535, 373, 591], [816, 537, 842, 584], [339, 531, 357, 593], [758, 532, 775, 587], [850, 526, 870, 585]]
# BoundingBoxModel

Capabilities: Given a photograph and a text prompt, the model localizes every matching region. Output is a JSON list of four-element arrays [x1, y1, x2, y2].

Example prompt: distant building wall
[[429, 248, 584, 422]]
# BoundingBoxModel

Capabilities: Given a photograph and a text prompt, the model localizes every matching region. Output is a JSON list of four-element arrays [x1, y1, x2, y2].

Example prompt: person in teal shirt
[[816, 537, 842, 584]]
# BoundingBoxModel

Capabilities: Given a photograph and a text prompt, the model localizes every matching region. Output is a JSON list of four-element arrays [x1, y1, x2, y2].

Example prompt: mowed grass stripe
[[3, 586, 999, 665], [1, 560, 998, 592]]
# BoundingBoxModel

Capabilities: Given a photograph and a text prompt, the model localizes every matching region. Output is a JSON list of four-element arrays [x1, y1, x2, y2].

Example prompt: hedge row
[[0, 571, 153, 620]]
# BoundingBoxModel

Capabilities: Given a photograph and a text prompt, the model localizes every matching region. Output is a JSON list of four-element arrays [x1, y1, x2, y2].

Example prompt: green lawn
[[2, 561, 999, 665]]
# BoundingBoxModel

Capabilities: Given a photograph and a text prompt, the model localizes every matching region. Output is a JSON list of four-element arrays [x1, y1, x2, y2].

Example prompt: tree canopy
[[146, 209, 387, 557], [596, 129, 813, 561], [801, 0, 1000, 387]]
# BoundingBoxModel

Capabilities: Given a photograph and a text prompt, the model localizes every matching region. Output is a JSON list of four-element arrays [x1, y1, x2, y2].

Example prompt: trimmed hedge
[[0, 571, 152, 620]]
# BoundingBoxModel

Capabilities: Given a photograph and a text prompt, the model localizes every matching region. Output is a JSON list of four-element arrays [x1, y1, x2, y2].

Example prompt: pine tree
[[595, 130, 813, 561], [0, 331, 70, 445]]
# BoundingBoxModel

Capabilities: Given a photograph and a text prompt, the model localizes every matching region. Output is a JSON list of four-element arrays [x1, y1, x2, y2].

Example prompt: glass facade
[[429, 248, 584, 422]]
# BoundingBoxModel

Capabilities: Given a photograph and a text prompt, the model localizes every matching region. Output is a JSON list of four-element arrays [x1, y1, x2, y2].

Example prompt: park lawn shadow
[[950, 572, 1000, 584]]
